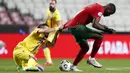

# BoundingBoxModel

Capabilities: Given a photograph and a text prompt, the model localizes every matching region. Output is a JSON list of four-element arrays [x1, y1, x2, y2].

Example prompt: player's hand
[[56, 24, 64, 31], [58, 24, 64, 30], [106, 28, 116, 34]]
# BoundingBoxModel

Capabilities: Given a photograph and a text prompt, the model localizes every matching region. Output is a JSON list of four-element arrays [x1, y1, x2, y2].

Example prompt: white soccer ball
[[59, 60, 72, 72]]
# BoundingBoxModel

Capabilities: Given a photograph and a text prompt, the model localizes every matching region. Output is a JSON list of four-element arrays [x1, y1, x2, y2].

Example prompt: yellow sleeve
[[55, 10, 61, 21]]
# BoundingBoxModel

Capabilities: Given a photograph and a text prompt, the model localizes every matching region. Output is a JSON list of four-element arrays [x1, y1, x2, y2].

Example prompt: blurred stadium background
[[0, 0, 130, 73], [0, 0, 129, 32]]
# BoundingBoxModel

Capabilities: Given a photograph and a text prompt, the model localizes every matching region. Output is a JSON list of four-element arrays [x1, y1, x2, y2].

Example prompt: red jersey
[[64, 3, 104, 28]]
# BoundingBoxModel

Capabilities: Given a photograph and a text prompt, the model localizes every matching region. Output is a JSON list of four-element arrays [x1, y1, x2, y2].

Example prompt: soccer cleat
[[25, 68, 39, 72], [24, 66, 44, 72], [70, 65, 82, 72], [43, 62, 53, 66], [87, 57, 102, 68]]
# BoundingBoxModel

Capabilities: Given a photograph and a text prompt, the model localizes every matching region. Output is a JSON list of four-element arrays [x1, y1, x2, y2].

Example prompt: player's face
[[49, 1, 56, 12], [103, 9, 111, 16], [103, 5, 113, 17], [50, 1, 56, 8]]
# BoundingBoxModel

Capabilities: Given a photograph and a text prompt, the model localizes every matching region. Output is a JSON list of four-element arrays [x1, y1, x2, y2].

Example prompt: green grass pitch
[[0, 59, 130, 73]]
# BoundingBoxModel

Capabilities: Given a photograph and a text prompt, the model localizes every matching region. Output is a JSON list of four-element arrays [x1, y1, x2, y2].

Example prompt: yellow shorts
[[13, 46, 34, 67]]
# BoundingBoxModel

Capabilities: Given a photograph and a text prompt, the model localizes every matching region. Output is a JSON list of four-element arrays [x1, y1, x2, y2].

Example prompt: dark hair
[[37, 23, 48, 28], [51, 0, 57, 3], [109, 3, 116, 14]]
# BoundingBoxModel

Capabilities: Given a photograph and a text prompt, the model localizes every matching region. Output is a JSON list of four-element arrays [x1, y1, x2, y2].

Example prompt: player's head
[[49, 0, 57, 12], [103, 3, 116, 17], [37, 23, 49, 28]]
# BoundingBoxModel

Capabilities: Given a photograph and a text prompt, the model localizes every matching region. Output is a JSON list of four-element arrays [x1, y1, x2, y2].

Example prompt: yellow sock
[[26, 58, 44, 71], [28, 58, 38, 68], [43, 47, 52, 63], [21, 58, 37, 70]]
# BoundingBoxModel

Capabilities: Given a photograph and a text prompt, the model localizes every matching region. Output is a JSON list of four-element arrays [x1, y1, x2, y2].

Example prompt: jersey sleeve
[[55, 10, 62, 21]]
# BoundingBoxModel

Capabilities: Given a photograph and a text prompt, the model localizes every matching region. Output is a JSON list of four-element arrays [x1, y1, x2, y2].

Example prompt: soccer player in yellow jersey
[[13, 23, 61, 71], [43, 0, 62, 66]]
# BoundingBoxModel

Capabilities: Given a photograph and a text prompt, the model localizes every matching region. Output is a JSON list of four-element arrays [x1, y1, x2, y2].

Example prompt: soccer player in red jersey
[[62, 3, 116, 71]]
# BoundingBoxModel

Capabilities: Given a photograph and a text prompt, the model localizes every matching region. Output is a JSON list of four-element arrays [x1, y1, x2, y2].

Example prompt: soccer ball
[[59, 60, 72, 71]]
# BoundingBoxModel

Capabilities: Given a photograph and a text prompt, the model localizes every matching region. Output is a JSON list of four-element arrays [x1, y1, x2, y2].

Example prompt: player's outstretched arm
[[55, 20, 64, 30], [37, 27, 59, 34], [92, 18, 116, 34], [38, 27, 59, 33]]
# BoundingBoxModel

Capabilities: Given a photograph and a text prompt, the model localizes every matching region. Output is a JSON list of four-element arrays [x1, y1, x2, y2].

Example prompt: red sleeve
[[91, 4, 104, 19]]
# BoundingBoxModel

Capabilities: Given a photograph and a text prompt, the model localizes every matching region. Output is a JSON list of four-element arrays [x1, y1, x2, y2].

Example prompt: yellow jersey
[[15, 28, 48, 54], [46, 8, 61, 28]]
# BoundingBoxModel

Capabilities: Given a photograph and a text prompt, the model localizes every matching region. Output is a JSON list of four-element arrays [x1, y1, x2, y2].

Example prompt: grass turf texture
[[0, 59, 130, 73]]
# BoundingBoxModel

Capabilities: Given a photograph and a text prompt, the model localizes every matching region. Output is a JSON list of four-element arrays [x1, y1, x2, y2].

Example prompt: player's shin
[[43, 47, 53, 66], [91, 39, 103, 58], [25, 56, 44, 71], [43, 47, 52, 63], [87, 39, 103, 68], [73, 42, 89, 66]]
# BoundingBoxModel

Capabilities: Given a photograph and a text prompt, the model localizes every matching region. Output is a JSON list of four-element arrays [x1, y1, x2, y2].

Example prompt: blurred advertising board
[[0, 34, 130, 59]]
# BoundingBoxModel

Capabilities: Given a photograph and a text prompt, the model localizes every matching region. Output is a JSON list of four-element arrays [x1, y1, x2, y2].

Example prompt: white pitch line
[[105, 67, 130, 71]]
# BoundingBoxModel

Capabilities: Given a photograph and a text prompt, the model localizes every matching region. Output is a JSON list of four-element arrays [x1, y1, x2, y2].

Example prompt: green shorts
[[68, 25, 103, 43]]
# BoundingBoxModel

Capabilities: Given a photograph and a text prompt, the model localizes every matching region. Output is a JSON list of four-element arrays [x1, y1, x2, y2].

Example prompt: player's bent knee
[[79, 42, 89, 52]]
